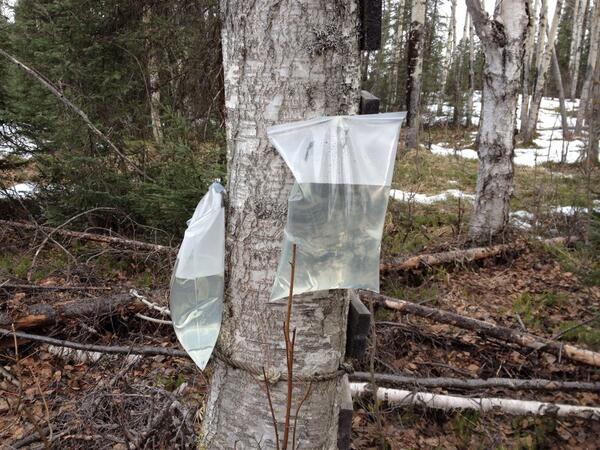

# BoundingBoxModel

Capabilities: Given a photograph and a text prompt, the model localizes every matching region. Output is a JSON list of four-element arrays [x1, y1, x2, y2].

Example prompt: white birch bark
[[390, 0, 407, 107], [436, 0, 457, 116], [576, 0, 600, 133], [523, 0, 564, 143], [405, 0, 427, 149], [569, 0, 590, 99], [466, 15, 475, 127], [143, 6, 164, 146], [535, 0, 548, 72], [350, 383, 600, 419], [519, 0, 539, 134], [587, 49, 600, 165], [466, 0, 531, 243], [201, 1, 361, 449]]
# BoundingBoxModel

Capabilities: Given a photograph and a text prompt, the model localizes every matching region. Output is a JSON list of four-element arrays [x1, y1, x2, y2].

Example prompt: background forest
[[1, 0, 600, 449]]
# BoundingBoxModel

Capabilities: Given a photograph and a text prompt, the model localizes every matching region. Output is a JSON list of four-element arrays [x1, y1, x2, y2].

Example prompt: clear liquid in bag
[[271, 183, 390, 301], [170, 269, 224, 369]]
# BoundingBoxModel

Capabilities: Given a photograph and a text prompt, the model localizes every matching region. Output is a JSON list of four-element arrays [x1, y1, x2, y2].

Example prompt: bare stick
[[0, 328, 189, 358], [0, 48, 151, 180], [0, 219, 175, 254], [364, 291, 600, 368], [292, 381, 313, 450], [263, 366, 281, 450], [350, 372, 600, 392], [380, 236, 576, 273], [282, 243, 297, 450], [0, 283, 111, 292]]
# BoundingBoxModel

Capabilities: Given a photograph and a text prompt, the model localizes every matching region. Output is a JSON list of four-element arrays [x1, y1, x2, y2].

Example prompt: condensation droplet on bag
[[170, 182, 225, 369], [267, 112, 406, 301]]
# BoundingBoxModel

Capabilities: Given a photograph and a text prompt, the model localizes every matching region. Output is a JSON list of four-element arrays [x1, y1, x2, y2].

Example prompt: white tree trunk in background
[[466, 0, 530, 243], [569, 0, 589, 99], [519, 0, 539, 133], [201, 1, 360, 449], [143, 6, 164, 146], [576, 0, 600, 134], [523, 0, 563, 143], [466, 15, 475, 127], [535, 0, 548, 72], [405, 0, 427, 149], [390, 0, 407, 106], [587, 52, 600, 165], [551, 46, 570, 141], [436, 0, 456, 115]]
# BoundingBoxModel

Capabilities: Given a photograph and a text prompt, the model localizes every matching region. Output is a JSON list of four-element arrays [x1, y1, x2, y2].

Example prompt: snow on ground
[[425, 93, 590, 167], [0, 182, 37, 199], [0, 124, 35, 159], [390, 188, 474, 205]]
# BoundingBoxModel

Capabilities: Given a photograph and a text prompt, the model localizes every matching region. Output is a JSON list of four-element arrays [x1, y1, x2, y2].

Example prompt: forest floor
[[1, 97, 600, 448]]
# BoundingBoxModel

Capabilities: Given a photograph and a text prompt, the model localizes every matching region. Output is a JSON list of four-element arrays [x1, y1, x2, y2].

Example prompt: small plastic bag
[[267, 112, 406, 301], [170, 182, 225, 369]]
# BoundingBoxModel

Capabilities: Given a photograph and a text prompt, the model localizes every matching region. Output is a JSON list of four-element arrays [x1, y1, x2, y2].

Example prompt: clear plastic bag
[[267, 113, 406, 301], [170, 182, 225, 369]]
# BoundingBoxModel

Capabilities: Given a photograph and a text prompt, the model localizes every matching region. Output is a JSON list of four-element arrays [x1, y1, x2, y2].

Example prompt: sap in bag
[[170, 182, 224, 369], [267, 112, 406, 301]]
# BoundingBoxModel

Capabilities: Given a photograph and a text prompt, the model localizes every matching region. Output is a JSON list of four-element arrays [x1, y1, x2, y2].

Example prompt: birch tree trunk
[[523, 0, 564, 143], [569, 0, 589, 99], [143, 6, 164, 146], [201, 2, 360, 449], [535, 0, 548, 71], [588, 54, 600, 166], [405, 0, 427, 149], [452, 11, 470, 126], [519, 0, 539, 134], [390, 0, 407, 107], [551, 45, 571, 141], [466, 15, 475, 128], [576, 0, 600, 134], [466, 0, 531, 243], [436, 0, 456, 116]]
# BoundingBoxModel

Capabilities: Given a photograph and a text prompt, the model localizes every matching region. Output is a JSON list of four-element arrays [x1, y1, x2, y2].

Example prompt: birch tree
[[390, 0, 407, 107], [569, 0, 589, 99], [523, 0, 564, 143], [465, 0, 531, 243], [576, 0, 600, 134], [466, 15, 475, 128], [436, 0, 456, 116], [200, 1, 360, 448], [406, 0, 427, 149], [143, 5, 164, 146], [519, 0, 539, 133]]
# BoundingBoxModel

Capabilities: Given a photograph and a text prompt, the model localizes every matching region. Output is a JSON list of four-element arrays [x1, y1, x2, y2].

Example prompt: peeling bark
[[405, 0, 426, 149], [466, 0, 531, 243], [201, 2, 361, 448]]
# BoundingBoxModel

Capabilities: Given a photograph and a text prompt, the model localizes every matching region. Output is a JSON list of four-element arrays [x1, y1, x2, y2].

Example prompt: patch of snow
[[0, 124, 36, 159], [430, 144, 478, 160], [0, 182, 37, 199], [510, 210, 535, 230], [551, 205, 600, 216], [390, 188, 474, 205]]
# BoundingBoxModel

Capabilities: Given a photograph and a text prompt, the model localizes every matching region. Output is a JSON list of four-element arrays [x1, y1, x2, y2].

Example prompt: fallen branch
[[0, 328, 189, 358], [350, 383, 600, 419], [0, 293, 144, 329], [0, 219, 175, 254], [0, 47, 151, 180], [351, 372, 600, 392], [0, 283, 111, 292], [363, 291, 600, 368], [380, 236, 575, 273]]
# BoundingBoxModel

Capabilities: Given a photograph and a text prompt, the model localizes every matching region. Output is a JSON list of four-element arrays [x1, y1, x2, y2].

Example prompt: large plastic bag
[[170, 182, 225, 369], [267, 112, 406, 301]]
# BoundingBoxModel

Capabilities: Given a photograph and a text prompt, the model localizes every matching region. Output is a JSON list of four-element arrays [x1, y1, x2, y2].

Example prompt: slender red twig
[[282, 244, 297, 450], [262, 366, 281, 450]]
